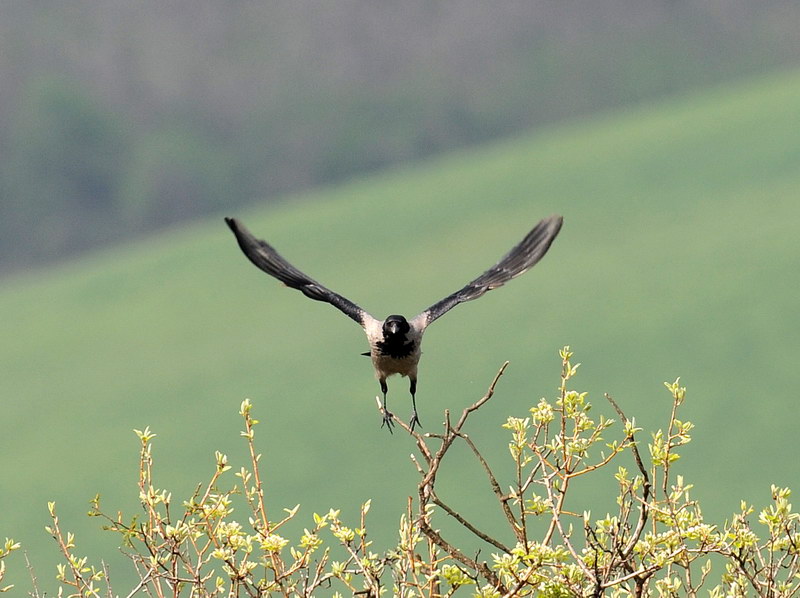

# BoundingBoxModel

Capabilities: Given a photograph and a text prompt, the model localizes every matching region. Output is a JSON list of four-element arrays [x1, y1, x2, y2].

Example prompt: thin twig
[[605, 392, 651, 559], [374, 396, 433, 465], [457, 432, 522, 538], [124, 568, 154, 598], [454, 362, 510, 432], [417, 518, 505, 592], [430, 493, 511, 553], [24, 552, 41, 598], [411, 362, 511, 594]]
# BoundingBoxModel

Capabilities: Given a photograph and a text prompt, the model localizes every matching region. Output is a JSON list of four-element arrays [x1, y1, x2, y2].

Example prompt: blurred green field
[[2, 68, 799, 592]]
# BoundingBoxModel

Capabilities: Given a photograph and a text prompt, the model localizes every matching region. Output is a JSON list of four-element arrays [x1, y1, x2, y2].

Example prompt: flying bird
[[225, 215, 563, 432]]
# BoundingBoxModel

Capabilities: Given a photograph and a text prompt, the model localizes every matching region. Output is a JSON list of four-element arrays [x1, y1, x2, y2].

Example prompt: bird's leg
[[409, 377, 421, 431], [379, 379, 394, 432]]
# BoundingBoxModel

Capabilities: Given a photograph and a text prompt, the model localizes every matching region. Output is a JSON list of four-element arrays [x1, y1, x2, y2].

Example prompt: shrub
[[5, 347, 799, 596]]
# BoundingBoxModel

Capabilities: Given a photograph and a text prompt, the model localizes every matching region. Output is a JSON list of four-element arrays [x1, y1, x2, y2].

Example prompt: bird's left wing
[[225, 217, 373, 327], [411, 215, 563, 330]]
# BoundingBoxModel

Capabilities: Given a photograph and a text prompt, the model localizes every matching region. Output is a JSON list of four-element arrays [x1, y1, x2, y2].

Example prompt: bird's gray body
[[364, 315, 423, 381], [225, 214, 563, 430]]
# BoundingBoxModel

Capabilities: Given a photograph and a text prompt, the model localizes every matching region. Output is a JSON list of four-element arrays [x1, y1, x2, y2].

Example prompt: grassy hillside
[[2, 67, 800, 591]]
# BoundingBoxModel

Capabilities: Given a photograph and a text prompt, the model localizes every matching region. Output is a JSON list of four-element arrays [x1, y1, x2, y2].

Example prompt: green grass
[[2, 67, 800, 591]]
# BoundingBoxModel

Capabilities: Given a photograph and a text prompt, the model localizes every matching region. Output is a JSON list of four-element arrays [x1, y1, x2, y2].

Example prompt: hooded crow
[[225, 215, 563, 431]]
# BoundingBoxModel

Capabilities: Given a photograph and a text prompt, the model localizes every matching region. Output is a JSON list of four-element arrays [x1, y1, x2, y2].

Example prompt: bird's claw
[[409, 411, 422, 431], [381, 409, 395, 433]]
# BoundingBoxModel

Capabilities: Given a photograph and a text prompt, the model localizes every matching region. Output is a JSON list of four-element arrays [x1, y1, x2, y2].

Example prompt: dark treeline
[[1, 1, 798, 274]]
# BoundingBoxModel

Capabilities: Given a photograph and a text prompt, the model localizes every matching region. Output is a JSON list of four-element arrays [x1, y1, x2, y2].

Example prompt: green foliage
[[7, 348, 799, 597], [0, 538, 21, 593]]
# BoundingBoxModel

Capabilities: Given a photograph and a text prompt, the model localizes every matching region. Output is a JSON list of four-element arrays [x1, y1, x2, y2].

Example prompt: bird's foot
[[409, 411, 422, 432], [380, 409, 395, 433]]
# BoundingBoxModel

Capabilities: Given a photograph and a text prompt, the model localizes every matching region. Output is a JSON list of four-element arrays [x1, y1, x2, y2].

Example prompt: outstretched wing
[[225, 217, 372, 327], [412, 215, 563, 329]]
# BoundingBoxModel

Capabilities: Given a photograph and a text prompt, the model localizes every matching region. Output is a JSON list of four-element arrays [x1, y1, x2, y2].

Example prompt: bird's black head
[[383, 314, 410, 338]]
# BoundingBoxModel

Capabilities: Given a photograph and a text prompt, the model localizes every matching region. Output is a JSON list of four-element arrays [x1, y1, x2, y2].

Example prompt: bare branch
[[458, 431, 522, 541], [605, 392, 651, 559], [430, 492, 511, 553], [416, 518, 505, 592]]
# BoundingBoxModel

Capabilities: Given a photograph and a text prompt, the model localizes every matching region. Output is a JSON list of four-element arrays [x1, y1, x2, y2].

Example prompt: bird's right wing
[[412, 215, 563, 330], [225, 217, 373, 327]]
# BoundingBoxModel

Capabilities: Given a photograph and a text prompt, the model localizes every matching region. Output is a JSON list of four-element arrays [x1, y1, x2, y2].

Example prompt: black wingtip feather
[[417, 214, 564, 326], [224, 217, 368, 326], [224, 217, 248, 245]]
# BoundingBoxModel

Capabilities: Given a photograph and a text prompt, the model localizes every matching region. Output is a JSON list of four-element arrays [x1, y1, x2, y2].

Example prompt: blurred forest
[[1, 0, 799, 274]]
